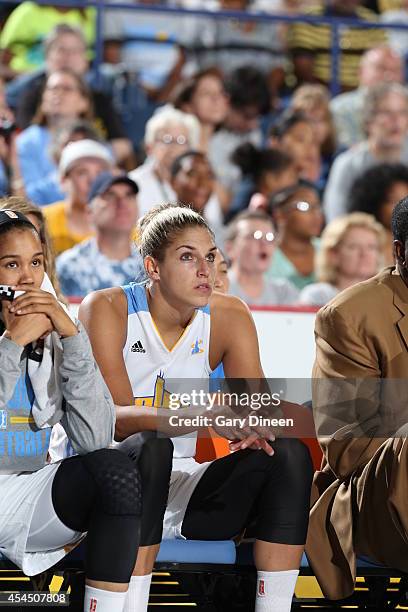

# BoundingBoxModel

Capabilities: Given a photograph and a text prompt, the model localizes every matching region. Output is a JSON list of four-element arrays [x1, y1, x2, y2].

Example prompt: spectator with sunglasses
[[128, 106, 200, 217], [267, 180, 324, 289], [224, 209, 299, 306]]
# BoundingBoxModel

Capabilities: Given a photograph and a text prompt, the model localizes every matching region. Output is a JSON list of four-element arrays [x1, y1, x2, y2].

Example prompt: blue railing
[[1, 0, 408, 95]]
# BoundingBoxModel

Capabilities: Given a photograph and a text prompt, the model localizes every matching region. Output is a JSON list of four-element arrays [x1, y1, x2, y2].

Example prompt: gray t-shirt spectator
[[323, 138, 408, 222], [228, 271, 299, 306]]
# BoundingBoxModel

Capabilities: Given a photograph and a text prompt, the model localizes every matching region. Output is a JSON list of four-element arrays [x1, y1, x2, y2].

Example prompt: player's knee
[[143, 436, 174, 469], [82, 448, 142, 516], [273, 438, 314, 482], [138, 436, 174, 484], [118, 431, 173, 469]]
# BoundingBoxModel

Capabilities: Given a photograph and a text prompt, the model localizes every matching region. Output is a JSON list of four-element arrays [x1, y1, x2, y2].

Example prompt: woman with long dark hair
[[0, 205, 142, 612]]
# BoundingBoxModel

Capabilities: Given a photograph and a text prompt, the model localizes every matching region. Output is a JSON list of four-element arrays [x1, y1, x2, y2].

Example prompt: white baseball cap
[[59, 139, 113, 177]]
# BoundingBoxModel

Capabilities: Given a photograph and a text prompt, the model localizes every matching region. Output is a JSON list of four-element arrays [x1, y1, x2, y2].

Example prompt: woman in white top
[[80, 204, 313, 612]]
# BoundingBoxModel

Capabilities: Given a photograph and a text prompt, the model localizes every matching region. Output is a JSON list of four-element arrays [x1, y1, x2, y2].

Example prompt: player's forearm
[[114, 404, 207, 441]]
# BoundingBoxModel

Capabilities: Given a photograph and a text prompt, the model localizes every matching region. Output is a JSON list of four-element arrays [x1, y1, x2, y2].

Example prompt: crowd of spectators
[[0, 0, 406, 306]]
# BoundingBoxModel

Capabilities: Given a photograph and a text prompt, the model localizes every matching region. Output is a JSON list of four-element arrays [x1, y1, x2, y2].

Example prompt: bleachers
[[1, 0, 408, 97]]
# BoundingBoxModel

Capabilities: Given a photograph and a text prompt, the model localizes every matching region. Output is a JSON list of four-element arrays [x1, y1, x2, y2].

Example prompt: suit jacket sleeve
[[313, 304, 386, 480]]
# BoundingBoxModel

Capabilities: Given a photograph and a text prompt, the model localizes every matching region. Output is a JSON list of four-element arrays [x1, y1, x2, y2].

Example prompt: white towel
[[26, 274, 76, 429]]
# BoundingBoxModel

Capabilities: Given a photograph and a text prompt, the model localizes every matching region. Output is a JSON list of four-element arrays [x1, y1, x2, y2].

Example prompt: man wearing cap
[[56, 172, 143, 298], [43, 139, 113, 256]]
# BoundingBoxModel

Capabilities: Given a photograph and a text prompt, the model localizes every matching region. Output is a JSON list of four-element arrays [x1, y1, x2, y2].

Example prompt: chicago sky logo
[[191, 339, 204, 355], [134, 373, 172, 408]]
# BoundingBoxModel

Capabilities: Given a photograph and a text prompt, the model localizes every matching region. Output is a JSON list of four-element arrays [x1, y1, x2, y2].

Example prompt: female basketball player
[[80, 204, 313, 612], [0, 208, 142, 612]]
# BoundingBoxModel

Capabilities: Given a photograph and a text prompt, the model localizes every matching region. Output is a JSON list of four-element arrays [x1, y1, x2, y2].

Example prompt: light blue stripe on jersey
[[211, 362, 224, 380], [210, 362, 224, 392], [122, 282, 149, 314]]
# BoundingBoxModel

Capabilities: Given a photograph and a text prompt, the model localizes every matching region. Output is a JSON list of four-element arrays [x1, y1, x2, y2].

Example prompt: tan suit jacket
[[306, 267, 408, 599]]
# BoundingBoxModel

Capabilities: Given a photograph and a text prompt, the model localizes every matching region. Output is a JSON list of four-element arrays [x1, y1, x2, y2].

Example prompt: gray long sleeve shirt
[[0, 321, 115, 473]]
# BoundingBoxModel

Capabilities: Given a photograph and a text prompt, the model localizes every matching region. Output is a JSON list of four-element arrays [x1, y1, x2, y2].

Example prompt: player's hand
[[8, 287, 78, 338], [229, 436, 274, 456], [2, 300, 52, 346], [210, 406, 275, 456]]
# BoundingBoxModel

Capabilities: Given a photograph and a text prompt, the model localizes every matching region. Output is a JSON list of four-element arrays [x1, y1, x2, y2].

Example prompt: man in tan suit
[[306, 196, 408, 600]]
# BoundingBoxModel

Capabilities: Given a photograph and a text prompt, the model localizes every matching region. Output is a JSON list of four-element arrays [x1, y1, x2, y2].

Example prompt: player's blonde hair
[[137, 203, 214, 262]]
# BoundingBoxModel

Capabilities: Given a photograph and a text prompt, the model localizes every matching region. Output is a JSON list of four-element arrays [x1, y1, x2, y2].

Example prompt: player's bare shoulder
[[79, 286, 128, 328], [209, 292, 253, 328]]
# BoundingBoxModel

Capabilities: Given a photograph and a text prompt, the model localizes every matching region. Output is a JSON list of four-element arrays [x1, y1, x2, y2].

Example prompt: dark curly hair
[[392, 196, 408, 244], [231, 142, 293, 183], [348, 163, 408, 223], [225, 66, 270, 115]]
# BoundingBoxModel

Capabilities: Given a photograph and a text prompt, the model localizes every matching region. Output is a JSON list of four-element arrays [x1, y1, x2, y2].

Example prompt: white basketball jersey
[[122, 283, 212, 459]]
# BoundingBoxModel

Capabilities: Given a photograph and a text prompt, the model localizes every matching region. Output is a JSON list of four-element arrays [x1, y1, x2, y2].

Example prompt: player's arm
[[210, 294, 277, 453], [79, 289, 160, 440], [211, 293, 264, 379]]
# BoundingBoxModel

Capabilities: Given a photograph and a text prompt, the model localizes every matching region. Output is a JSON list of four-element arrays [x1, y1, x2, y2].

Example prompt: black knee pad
[[82, 448, 142, 516]]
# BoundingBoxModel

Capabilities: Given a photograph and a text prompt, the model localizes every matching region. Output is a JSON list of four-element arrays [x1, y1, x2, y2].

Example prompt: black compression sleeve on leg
[[252, 438, 313, 545], [52, 448, 141, 583], [117, 431, 173, 546], [182, 439, 313, 546]]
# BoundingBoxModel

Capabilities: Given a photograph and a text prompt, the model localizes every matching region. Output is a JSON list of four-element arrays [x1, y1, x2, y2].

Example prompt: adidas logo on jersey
[[131, 340, 146, 353]]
